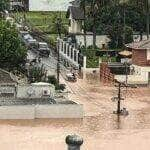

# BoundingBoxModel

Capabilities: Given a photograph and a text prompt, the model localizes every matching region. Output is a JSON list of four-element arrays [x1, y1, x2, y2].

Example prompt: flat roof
[[0, 98, 56, 106]]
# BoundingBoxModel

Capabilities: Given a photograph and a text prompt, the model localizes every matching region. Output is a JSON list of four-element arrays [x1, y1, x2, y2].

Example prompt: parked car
[[38, 42, 50, 57]]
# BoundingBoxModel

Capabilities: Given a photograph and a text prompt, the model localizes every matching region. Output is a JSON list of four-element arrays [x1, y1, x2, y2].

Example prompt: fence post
[[66, 134, 83, 150]]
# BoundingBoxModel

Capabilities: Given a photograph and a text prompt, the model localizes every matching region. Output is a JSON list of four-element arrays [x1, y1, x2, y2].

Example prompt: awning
[[119, 50, 132, 57]]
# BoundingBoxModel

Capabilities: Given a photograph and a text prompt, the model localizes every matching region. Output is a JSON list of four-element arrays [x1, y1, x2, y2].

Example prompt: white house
[[66, 6, 84, 34]]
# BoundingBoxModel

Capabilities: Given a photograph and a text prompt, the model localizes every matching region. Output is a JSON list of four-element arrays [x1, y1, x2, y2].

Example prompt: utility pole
[[56, 17, 62, 84], [117, 82, 121, 114], [112, 81, 128, 116]]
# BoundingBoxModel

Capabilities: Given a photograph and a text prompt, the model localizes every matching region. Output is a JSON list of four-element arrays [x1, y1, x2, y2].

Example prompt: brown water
[[0, 77, 149, 150]]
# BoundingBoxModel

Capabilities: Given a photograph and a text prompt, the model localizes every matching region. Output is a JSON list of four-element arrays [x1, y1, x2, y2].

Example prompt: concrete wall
[[35, 104, 83, 119], [0, 104, 83, 119], [115, 65, 150, 85], [76, 35, 110, 48], [115, 75, 148, 85], [17, 84, 55, 99], [0, 106, 35, 119]]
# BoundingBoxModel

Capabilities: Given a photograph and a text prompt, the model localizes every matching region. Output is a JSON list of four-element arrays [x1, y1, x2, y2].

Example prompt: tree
[[0, 20, 27, 70], [79, 0, 112, 48], [0, 0, 10, 12]]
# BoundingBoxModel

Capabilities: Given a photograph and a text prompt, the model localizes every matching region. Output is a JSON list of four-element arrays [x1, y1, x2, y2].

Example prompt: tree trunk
[[93, 17, 96, 49]]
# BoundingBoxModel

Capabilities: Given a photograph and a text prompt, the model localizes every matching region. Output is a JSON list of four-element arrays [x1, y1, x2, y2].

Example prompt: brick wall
[[100, 63, 114, 84], [132, 49, 147, 66]]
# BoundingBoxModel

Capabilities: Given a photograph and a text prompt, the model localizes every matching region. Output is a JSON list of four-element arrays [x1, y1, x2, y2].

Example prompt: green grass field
[[14, 11, 68, 47], [15, 11, 68, 33]]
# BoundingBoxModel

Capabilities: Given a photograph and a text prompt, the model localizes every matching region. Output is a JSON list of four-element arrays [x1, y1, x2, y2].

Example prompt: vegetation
[[28, 65, 46, 83], [80, 0, 149, 49], [47, 75, 65, 90], [15, 11, 68, 34], [0, 20, 27, 70], [0, 0, 9, 12]]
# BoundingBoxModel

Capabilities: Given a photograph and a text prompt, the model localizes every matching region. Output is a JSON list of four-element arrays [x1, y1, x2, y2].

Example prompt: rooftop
[[67, 6, 84, 20], [126, 39, 150, 50]]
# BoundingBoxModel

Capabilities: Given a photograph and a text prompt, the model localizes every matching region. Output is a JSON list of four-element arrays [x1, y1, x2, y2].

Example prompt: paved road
[[27, 50, 70, 77]]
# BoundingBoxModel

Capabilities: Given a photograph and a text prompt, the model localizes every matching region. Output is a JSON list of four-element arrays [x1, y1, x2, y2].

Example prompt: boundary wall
[[0, 104, 83, 119]]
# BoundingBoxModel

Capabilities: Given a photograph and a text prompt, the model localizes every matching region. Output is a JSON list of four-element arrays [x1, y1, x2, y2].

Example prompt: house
[[66, 6, 84, 34], [114, 39, 150, 85], [66, 1, 110, 48], [126, 39, 150, 85], [10, 0, 28, 11], [69, 0, 80, 7]]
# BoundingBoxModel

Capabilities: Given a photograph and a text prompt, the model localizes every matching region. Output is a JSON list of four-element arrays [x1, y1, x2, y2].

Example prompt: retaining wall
[[0, 104, 83, 119]]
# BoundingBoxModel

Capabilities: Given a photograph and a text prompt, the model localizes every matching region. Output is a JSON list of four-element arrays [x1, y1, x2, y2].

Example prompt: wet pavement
[[0, 75, 149, 150]]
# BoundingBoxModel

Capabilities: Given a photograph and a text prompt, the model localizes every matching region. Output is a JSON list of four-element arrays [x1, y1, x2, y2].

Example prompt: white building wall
[[29, 0, 72, 11], [115, 65, 150, 85], [69, 20, 82, 33]]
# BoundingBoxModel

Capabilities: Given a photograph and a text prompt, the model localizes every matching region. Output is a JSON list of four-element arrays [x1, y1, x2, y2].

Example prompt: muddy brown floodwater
[[0, 76, 150, 150]]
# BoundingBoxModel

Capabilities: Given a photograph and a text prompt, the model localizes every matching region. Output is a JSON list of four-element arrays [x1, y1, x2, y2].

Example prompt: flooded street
[[0, 76, 149, 150]]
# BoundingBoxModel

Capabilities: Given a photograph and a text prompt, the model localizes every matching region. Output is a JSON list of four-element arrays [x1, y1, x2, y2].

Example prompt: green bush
[[47, 75, 66, 90], [47, 75, 58, 86], [28, 65, 46, 83]]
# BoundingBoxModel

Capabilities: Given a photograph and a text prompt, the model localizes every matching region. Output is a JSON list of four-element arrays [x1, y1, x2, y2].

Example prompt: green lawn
[[14, 11, 68, 34], [14, 11, 68, 46]]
